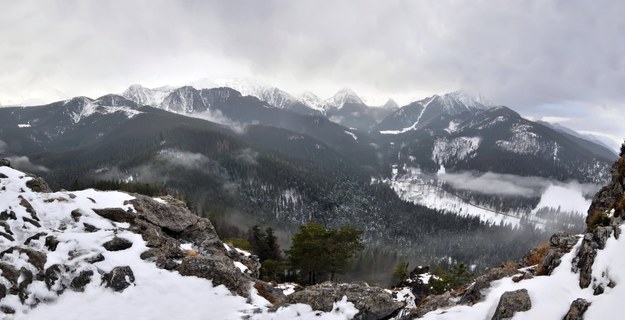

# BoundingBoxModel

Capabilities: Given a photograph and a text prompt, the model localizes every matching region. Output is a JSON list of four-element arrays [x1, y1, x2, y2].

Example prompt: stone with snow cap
[[285, 281, 405, 320], [129, 194, 199, 233], [491, 288, 531, 320]]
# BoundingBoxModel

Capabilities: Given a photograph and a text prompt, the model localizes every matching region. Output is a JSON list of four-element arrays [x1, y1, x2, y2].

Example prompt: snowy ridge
[[0, 165, 359, 319], [298, 91, 330, 113], [190, 78, 296, 109], [326, 88, 365, 109], [65, 97, 142, 124], [122, 84, 173, 107]]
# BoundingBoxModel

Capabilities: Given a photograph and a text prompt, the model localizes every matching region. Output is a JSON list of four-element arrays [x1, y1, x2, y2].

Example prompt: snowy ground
[[0, 166, 358, 320]]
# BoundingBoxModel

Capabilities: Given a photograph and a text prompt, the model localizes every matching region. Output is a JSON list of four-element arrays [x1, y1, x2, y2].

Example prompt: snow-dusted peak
[[122, 84, 173, 107], [298, 91, 330, 112], [191, 78, 295, 109], [381, 99, 399, 110], [440, 90, 491, 109], [327, 87, 365, 108]]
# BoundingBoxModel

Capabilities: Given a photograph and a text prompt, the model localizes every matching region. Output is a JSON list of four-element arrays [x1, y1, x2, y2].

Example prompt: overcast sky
[[1, 0, 624, 146]]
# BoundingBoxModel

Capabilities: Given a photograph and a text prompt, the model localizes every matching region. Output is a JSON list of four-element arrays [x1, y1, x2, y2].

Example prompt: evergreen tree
[[287, 221, 364, 284]]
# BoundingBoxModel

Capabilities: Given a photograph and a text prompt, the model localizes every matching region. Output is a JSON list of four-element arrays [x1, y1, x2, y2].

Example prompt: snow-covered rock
[[122, 84, 173, 107], [0, 161, 361, 319]]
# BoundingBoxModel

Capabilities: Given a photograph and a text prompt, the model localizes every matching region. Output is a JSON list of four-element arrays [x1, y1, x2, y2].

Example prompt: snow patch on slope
[[432, 137, 481, 164]]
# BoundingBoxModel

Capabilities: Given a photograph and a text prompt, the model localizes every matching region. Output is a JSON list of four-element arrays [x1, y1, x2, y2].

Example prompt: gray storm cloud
[[2, 0, 624, 140]]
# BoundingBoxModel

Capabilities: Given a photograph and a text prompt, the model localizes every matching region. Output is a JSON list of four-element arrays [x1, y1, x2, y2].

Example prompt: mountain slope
[[375, 91, 487, 133], [377, 105, 615, 184]]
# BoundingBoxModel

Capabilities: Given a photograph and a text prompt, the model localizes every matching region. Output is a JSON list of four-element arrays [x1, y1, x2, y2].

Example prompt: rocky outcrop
[[286, 282, 405, 320], [563, 298, 591, 320], [119, 194, 257, 297], [406, 291, 456, 319], [25, 176, 52, 193], [491, 289, 531, 320], [458, 267, 520, 305], [523, 232, 580, 276]]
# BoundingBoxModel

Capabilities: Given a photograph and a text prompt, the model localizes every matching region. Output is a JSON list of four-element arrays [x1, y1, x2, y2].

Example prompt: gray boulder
[[103, 266, 135, 292], [563, 298, 591, 320], [459, 267, 520, 305], [178, 255, 250, 297], [286, 281, 405, 320], [25, 176, 52, 193], [103, 237, 133, 251], [491, 289, 531, 320]]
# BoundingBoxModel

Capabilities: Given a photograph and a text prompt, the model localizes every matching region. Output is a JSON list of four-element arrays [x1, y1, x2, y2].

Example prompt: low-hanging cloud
[[188, 110, 247, 135], [0, 140, 7, 153], [438, 171, 600, 199], [233, 148, 258, 165], [7, 156, 49, 173]]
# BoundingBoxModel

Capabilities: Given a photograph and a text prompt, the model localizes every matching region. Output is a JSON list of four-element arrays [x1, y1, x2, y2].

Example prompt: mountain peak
[[122, 84, 173, 106], [191, 78, 295, 109], [381, 99, 399, 110], [298, 91, 329, 112], [440, 90, 491, 109], [327, 87, 364, 108]]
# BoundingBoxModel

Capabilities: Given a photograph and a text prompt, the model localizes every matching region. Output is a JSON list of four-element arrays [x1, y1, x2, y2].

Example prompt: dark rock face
[[524, 232, 580, 276], [574, 226, 614, 288], [178, 255, 249, 297], [491, 289, 531, 320], [563, 298, 591, 320], [70, 270, 94, 292], [123, 194, 257, 296], [407, 292, 455, 319], [102, 237, 133, 251], [92, 208, 135, 223], [254, 281, 287, 305], [286, 282, 405, 320], [25, 177, 52, 193], [103, 266, 135, 292], [0, 159, 11, 168], [458, 267, 520, 305]]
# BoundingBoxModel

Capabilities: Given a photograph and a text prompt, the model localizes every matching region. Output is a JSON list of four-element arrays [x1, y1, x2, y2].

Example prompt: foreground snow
[[0, 166, 358, 319]]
